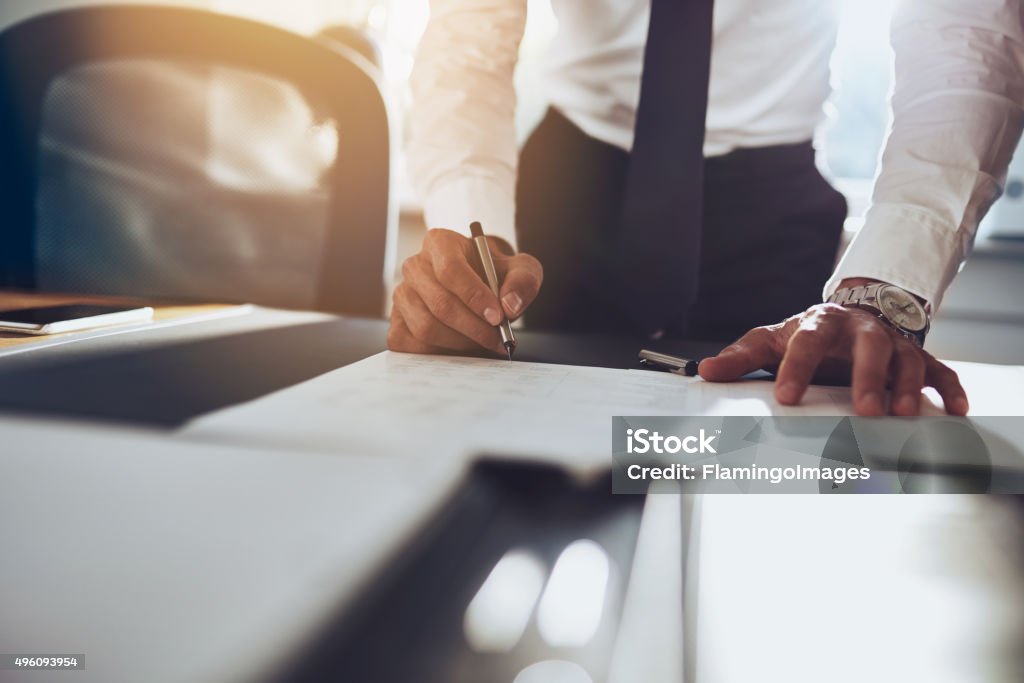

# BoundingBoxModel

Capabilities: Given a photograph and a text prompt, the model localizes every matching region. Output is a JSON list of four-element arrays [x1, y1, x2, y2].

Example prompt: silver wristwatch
[[827, 282, 930, 347]]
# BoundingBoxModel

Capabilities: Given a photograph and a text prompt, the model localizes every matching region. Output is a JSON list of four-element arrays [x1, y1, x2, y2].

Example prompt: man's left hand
[[698, 303, 969, 416]]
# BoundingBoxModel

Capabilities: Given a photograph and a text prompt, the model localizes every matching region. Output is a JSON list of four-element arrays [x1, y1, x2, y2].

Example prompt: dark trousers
[[516, 108, 848, 342]]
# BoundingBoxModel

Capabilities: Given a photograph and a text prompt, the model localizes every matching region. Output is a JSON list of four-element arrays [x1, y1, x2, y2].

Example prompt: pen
[[638, 349, 699, 376], [470, 221, 517, 361]]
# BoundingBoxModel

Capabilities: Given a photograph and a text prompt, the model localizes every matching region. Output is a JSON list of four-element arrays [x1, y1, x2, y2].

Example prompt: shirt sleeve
[[825, 0, 1024, 310], [407, 0, 526, 248]]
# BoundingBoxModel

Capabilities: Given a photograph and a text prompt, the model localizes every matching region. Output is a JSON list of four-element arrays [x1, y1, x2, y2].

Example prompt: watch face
[[877, 286, 928, 332]]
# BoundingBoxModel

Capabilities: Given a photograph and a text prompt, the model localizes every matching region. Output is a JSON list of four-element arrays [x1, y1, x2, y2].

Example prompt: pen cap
[[470, 221, 484, 238]]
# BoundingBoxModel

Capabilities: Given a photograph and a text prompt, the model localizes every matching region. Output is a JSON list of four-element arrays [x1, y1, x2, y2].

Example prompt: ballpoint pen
[[638, 349, 699, 376], [470, 221, 517, 361]]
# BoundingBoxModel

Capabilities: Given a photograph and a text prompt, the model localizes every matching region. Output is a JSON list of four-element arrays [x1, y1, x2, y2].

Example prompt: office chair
[[0, 5, 394, 317], [317, 25, 384, 71]]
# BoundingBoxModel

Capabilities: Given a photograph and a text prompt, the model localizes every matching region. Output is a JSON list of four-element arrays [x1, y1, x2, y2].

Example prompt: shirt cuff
[[421, 176, 518, 250], [824, 204, 966, 311]]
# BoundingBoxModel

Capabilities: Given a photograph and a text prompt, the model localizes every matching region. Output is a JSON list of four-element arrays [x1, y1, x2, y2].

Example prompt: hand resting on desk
[[389, 228, 543, 355], [698, 303, 969, 417]]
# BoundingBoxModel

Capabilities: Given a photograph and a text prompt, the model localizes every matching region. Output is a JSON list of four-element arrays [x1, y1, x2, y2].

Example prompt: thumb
[[497, 253, 543, 321], [698, 328, 781, 382]]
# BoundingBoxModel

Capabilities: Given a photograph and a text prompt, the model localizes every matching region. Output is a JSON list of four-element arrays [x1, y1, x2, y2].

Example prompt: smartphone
[[0, 304, 154, 335]]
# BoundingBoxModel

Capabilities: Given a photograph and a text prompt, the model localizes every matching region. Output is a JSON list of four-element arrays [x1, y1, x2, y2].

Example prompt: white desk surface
[[692, 494, 1024, 682], [0, 416, 467, 683]]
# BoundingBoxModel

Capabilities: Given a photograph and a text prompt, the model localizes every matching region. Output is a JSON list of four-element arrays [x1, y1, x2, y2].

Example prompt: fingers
[[774, 311, 842, 405], [391, 227, 529, 356], [423, 229, 502, 325], [924, 355, 969, 415], [705, 304, 966, 417], [393, 282, 495, 353], [849, 324, 893, 416], [496, 252, 543, 321], [877, 346, 965, 416], [698, 326, 785, 382], [888, 342, 926, 416], [886, 348, 968, 416], [393, 228, 545, 356], [400, 256, 506, 353], [387, 308, 445, 354]]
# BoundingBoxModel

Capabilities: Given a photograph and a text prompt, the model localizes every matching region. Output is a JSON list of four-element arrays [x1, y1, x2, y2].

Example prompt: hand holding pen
[[388, 224, 543, 357]]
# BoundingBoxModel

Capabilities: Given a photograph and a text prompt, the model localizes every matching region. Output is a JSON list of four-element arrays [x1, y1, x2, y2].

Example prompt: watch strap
[[827, 283, 884, 307]]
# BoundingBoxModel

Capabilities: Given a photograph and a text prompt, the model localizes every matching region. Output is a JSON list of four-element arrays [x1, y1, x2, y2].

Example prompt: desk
[[0, 415, 468, 683], [0, 298, 1019, 426], [0, 294, 722, 426], [690, 494, 1024, 682], [2, 294, 1023, 682]]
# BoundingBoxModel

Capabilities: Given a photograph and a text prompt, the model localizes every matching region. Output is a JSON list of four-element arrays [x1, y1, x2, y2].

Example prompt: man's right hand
[[388, 228, 544, 355]]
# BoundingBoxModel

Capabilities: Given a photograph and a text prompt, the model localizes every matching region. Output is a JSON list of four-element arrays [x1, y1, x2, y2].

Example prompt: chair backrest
[[317, 25, 384, 71], [0, 5, 394, 317]]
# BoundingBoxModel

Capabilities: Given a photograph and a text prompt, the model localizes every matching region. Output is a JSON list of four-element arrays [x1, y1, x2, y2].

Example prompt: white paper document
[[185, 351, 867, 468]]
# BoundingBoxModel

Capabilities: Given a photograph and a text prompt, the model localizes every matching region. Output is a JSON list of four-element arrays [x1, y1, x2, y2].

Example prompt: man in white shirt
[[390, 0, 1024, 416]]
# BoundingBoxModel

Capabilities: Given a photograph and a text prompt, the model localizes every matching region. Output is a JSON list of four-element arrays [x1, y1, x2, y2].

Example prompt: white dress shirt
[[409, 0, 1024, 310]]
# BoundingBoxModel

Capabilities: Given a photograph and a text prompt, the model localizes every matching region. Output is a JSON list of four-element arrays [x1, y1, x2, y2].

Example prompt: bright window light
[[513, 659, 594, 683], [463, 549, 547, 653], [536, 539, 611, 648], [824, 0, 901, 181], [205, 0, 904, 211]]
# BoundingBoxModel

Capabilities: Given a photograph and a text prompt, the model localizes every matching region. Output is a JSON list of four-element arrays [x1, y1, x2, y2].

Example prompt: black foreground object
[[280, 461, 647, 683]]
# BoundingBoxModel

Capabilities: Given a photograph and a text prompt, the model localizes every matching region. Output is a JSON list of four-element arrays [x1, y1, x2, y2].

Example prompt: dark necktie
[[613, 0, 715, 335]]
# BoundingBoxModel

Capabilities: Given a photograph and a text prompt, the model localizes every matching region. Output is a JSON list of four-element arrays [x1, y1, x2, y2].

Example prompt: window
[[82, 0, 1023, 238], [823, 0, 897, 225], [292, 0, 899, 218]]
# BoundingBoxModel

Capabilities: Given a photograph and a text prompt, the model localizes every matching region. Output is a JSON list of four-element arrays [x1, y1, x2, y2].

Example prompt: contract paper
[[184, 351, 876, 467]]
